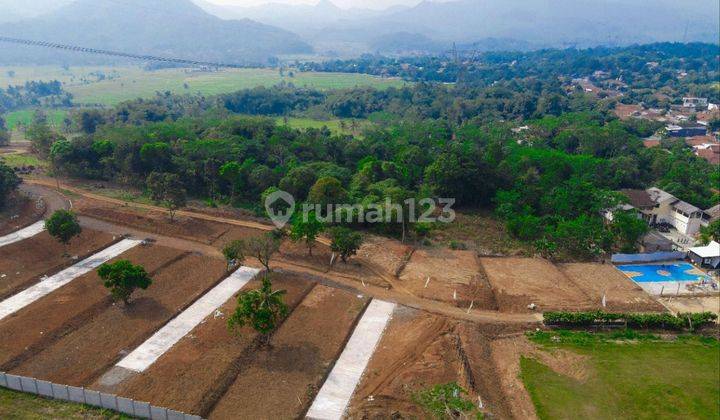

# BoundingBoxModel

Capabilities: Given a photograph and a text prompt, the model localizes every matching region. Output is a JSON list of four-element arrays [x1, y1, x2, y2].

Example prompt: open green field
[[521, 331, 720, 420], [0, 387, 129, 419], [0, 66, 406, 106], [274, 117, 372, 135], [3, 109, 68, 130]]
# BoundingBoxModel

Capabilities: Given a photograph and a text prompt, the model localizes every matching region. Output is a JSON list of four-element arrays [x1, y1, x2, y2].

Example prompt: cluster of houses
[[603, 187, 720, 269]]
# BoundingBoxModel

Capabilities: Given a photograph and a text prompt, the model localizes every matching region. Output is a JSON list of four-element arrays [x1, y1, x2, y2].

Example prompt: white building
[[683, 97, 709, 108], [617, 188, 707, 236]]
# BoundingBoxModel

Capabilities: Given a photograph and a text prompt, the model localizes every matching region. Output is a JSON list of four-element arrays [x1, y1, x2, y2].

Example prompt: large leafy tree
[[227, 276, 288, 347], [45, 210, 82, 255], [0, 162, 21, 210], [146, 172, 187, 221], [328, 226, 363, 263], [98, 260, 153, 305], [289, 210, 324, 255]]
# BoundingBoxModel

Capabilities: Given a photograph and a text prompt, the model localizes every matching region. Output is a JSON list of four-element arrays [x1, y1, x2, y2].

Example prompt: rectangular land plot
[[210, 285, 369, 419], [10, 252, 227, 386], [0, 238, 141, 320], [559, 263, 665, 312], [346, 306, 479, 419], [0, 229, 116, 300], [109, 273, 316, 415], [479, 257, 595, 312], [0, 245, 184, 370]]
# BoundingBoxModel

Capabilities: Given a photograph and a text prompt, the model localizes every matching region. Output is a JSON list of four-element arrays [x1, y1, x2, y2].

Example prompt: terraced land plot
[[0, 244, 182, 371], [0, 229, 116, 300], [559, 263, 665, 312], [10, 251, 227, 386], [346, 306, 511, 419], [106, 273, 316, 416], [479, 257, 596, 312], [208, 285, 368, 419]]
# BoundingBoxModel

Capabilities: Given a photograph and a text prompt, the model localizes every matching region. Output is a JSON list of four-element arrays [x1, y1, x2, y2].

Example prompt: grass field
[[3, 109, 68, 130], [0, 66, 406, 106], [521, 331, 720, 420], [0, 152, 48, 169], [0, 387, 129, 419], [274, 117, 372, 135]]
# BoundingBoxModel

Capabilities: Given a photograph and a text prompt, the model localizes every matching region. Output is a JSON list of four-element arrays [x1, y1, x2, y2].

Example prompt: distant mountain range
[[197, 0, 720, 54], [0, 0, 312, 65]]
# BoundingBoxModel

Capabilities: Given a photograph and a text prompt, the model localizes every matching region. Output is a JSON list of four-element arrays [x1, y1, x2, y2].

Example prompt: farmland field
[[0, 66, 407, 106], [3, 109, 68, 130], [521, 331, 720, 420]]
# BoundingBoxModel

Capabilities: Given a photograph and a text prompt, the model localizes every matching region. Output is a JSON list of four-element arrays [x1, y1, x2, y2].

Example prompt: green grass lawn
[[0, 65, 406, 106], [0, 153, 48, 169], [0, 387, 131, 419], [521, 331, 720, 420], [3, 109, 68, 130], [274, 117, 372, 136]]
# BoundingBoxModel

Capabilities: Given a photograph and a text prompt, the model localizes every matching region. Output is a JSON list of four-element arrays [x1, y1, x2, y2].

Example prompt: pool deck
[[615, 261, 719, 297]]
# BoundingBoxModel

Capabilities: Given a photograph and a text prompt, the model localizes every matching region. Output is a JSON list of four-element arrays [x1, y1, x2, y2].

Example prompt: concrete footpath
[[0, 221, 45, 248], [0, 239, 141, 321], [114, 266, 260, 373], [306, 299, 396, 420]]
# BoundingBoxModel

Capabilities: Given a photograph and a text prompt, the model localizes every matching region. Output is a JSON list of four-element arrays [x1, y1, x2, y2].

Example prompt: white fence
[[0, 372, 202, 420]]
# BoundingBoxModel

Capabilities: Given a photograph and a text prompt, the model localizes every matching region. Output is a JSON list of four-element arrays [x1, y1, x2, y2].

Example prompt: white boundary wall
[[0, 371, 202, 419], [116, 266, 260, 372], [306, 299, 396, 420], [0, 239, 141, 320], [0, 220, 45, 248]]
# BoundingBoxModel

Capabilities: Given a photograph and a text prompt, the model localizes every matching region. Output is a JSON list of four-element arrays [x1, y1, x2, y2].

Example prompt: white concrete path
[[116, 266, 260, 373], [0, 221, 45, 248], [0, 239, 141, 321], [306, 299, 396, 420]]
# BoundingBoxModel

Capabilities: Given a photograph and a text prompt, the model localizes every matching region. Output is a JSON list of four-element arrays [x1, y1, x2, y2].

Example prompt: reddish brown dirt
[[400, 249, 498, 311], [347, 306, 485, 419], [209, 285, 368, 419], [110, 273, 315, 415], [0, 229, 116, 300], [280, 240, 389, 288], [9, 252, 228, 386], [357, 235, 413, 277], [0, 245, 183, 371], [559, 263, 666, 312], [479, 257, 596, 313], [77, 204, 262, 245], [0, 195, 44, 236]]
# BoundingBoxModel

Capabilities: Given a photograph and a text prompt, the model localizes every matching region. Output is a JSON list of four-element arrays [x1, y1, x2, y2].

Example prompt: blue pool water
[[617, 262, 710, 283]]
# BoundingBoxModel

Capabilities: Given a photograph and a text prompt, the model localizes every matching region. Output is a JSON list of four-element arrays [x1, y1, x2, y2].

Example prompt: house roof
[[621, 189, 656, 208], [647, 187, 677, 204], [686, 135, 717, 147], [696, 144, 720, 165], [706, 205, 720, 222], [689, 241, 720, 259], [672, 200, 702, 214]]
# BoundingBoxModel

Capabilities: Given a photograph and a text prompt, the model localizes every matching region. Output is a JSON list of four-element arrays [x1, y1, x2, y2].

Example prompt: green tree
[[328, 226, 363, 263], [0, 162, 21, 210], [611, 210, 649, 253], [45, 210, 82, 255], [308, 177, 347, 207], [222, 239, 246, 271], [289, 210, 324, 255], [699, 219, 720, 245], [227, 276, 288, 347], [146, 172, 187, 221], [231, 233, 281, 273], [98, 260, 153, 305]]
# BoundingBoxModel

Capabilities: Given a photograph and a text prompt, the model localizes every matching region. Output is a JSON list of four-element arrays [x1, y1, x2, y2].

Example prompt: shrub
[[543, 311, 717, 331]]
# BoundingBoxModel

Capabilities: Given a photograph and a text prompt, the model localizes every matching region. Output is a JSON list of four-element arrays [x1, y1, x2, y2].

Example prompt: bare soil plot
[[400, 249, 497, 310], [209, 285, 368, 419], [0, 195, 43, 236], [0, 245, 182, 370], [0, 229, 116, 300], [357, 235, 413, 277], [559, 263, 665, 312], [346, 306, 500, 419], [78, 204, 261, 245], [108, 273, 315, 415], [660, 295, 720, 317], [9, 251, 227, 386], [280, 240, 388, 287], [479, 257, 595, 312]]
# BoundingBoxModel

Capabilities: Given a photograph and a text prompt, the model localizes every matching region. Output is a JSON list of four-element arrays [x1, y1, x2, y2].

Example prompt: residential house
[[666, 124, 707, 137], [617, 188, 707, 236], [688, 241, 720, 269], [694, 143, 720, 165], [683, 97, 709, 108]]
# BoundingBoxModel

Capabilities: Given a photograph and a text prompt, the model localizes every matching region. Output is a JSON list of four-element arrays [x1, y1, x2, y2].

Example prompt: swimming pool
[[616, 262, 711, 283]]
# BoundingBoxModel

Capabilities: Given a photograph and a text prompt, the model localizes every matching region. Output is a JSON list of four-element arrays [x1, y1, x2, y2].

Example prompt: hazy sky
[[205, 0, 425, 10]]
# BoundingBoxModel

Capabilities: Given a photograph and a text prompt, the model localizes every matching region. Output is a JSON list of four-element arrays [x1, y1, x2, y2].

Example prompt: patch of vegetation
[[521, 330, 719, 420], [0, 153, 48, 169], [0, 386, 131, 419], [3, 109, 68, 130], [543, 311, 718, 331], [412, 382, 483, 419]]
